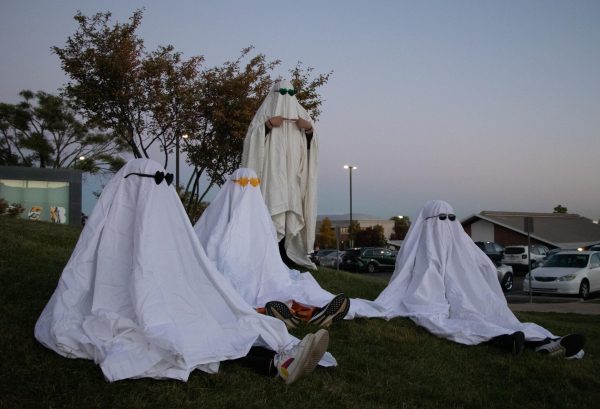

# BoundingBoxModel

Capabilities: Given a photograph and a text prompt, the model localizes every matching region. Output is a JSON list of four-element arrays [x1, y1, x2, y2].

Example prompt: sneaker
[[308, 294, 350, 328], [535, 333, 585, 359], [274, 329, 330, 384], [490, 331, 524, 355], [265, 301, 301, 329]]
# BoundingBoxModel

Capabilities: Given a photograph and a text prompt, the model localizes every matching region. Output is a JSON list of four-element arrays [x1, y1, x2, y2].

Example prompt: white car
[[501, 245, 548, 270], [523, 251, 600, 299], [495, 262, 514, 292]]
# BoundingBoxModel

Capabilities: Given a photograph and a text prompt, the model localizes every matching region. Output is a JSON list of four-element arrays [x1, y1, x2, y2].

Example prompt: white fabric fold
[[347, 200, 555, 345], [34, 159, 309, 382]]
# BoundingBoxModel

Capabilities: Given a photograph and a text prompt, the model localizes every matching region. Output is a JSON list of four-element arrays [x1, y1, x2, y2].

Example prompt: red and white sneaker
[[274, 329, 329, 384]]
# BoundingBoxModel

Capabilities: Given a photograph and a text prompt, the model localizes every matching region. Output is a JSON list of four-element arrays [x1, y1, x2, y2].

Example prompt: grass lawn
[[1, 217, 599, 409]]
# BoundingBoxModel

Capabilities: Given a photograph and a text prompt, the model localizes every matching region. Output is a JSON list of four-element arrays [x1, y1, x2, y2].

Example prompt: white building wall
[[470, 219, 495, 242]]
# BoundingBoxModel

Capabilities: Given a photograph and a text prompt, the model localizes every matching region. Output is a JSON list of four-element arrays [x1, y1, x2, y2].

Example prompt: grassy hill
[[1, 217, 599, 409]]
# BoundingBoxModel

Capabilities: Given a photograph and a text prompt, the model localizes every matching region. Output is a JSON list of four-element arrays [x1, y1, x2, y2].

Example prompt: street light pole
[[343, 165, 357, 248], [176, 133, 189, 188]]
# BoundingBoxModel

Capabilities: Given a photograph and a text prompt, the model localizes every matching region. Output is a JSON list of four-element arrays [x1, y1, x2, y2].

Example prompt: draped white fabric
[[347, 200, 555, 345], [34, 159, 303, 382], [194, 168, 336, 309], [241, 80, 318, 269]]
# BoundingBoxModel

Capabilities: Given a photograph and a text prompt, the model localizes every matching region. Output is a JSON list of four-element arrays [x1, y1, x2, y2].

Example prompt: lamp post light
[[343, 165, 357, 248], [176, 133, 189, 187], [74, 155, 86, 170]]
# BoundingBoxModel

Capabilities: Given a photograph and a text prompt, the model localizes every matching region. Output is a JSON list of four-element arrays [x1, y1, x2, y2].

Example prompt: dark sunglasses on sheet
[[124, 171, 174, 186], [276, 88, 296, 96], [424, 213, 456, 221]]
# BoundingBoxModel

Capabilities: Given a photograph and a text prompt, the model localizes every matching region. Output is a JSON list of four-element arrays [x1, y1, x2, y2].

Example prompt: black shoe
[[308, 294, 350, 328], [265, 301, 301, 329], [490, 331, 524, 355], [512, 331, 525, 356], [562, 333, 586, 359]]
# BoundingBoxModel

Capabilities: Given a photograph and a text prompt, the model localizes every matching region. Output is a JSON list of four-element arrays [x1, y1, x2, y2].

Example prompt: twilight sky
[[1, 0, 599, 221]]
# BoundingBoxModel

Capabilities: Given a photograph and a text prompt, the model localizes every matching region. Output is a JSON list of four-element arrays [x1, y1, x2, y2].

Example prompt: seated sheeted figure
[[194, 168, 349, 328], [34, 159, 333, 383], [348, 200, 584, 357]]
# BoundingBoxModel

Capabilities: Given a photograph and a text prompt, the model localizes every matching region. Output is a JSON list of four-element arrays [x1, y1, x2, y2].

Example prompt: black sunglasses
[[424, 213, 456, 221], [124, 171, 174, 186], [276, 88, 296, 96]]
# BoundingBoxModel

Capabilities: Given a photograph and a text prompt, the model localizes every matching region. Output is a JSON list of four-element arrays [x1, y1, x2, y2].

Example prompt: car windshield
[[543, 254, 589, 268], [504, 247, 525, 255]]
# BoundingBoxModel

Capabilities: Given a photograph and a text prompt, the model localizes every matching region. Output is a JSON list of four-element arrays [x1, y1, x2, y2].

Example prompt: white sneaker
[[535, 333, 585, 359], [274, 329, 330, 384]]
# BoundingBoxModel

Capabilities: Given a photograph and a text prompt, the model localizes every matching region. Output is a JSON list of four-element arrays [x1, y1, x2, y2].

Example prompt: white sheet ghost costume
[[347, 200, 555, 345], [194, 168, 336, 309], [34, 159, 334, 382], [241, 79, 318, 269]]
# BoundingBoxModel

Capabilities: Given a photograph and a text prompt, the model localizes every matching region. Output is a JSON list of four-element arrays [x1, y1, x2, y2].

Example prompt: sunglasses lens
[[448, 214, 456, 221], [438, 214, 447, 220], [288, 89, 296, 96], [279, 88, 286, 95]]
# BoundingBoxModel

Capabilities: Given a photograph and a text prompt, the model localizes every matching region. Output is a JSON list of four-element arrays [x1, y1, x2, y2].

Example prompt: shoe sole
[[285, 329, 329, 384], [309, 294, 350, 328], [265, 301, 301, 330], [306, 329, 330, 374]]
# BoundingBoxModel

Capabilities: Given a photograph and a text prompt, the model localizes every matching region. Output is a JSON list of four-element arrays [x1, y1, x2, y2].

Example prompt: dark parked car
[[474, 241, 504, 263], [341, 247, 396, 273]]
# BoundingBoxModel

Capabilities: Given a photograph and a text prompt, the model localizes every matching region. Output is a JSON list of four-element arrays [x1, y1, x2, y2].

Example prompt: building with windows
[[0, 166, 82, 226]]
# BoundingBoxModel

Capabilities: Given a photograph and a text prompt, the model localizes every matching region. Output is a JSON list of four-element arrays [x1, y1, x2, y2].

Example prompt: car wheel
[[367, 263, 377, 274], [579, 279, 590, 300], [501, 273, 513, 292]]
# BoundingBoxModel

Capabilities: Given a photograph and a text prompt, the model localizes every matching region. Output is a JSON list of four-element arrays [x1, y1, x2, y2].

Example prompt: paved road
[[356, 271, 600, 315]]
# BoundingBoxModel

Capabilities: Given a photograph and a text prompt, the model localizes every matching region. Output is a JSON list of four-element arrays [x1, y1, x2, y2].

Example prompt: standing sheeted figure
[[241, 79, 318, 269], [34, 159, 333, 382]]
